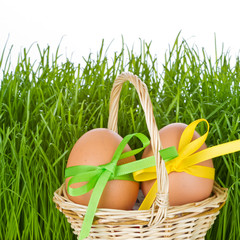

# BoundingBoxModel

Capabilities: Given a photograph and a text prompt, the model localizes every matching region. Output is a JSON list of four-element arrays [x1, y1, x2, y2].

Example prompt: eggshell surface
[[65, 128, 139, 210], [141, 123, 214, 206]]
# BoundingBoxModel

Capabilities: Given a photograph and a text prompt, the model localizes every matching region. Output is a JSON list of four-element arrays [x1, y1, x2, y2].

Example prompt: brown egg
[[141, 123, 214, 206], [65, 128, 139, 210]]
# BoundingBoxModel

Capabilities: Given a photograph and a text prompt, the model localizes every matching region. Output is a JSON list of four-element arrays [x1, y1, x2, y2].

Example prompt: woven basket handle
[[108, 72, 169, 225]]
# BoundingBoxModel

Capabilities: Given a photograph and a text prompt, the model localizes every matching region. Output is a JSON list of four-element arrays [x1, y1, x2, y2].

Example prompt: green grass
[[0, 36, 239, 239]]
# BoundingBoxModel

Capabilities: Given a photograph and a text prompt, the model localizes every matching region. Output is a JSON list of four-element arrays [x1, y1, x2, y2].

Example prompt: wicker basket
[[53, 72, 228, 239]]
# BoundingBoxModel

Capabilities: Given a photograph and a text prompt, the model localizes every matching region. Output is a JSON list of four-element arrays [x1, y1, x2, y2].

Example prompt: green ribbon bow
[[66, 132, 156, 240]]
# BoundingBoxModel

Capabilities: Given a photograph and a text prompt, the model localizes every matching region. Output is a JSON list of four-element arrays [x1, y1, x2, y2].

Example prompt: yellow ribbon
[[134, 119, 240, 210]]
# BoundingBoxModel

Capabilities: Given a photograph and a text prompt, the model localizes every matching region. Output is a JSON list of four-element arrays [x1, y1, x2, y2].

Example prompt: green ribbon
[[66, 132, 157, 240], [159, 146, 179, 162]]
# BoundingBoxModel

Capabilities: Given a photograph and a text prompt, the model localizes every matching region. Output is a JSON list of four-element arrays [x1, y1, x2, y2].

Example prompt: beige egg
[[141, 123, 214, 206], [65, 128, 139, 210]]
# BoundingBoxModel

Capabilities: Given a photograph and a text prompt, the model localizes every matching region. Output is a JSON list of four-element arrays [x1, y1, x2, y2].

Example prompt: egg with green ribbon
[[65, 128, 139, 210]]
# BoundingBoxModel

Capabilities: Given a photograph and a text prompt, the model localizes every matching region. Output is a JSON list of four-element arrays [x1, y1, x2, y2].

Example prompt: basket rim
[[53, 181, 227, 229], [53, 181, 228, 217]]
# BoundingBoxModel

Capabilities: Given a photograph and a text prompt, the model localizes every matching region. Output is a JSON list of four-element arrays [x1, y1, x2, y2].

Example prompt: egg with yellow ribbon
[[141, 121, 214, 206]]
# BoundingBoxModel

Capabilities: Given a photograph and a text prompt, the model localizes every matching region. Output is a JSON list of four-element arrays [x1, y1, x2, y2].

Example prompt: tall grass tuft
[[0, 36, 239, 239]]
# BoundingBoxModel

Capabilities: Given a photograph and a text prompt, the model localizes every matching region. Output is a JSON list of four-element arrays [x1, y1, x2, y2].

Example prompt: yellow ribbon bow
[[133, 118, 240, 210]]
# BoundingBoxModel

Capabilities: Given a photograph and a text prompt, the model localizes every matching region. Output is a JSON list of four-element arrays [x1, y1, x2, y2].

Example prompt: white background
[[1, 0, 240, 70]]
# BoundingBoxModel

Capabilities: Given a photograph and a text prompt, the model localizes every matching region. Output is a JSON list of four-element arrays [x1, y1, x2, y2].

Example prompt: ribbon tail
[[78, 171, 111, 240], [184, 165, 215, 180], [183, 139, 240, 168], [138, 180, 158, 210]]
